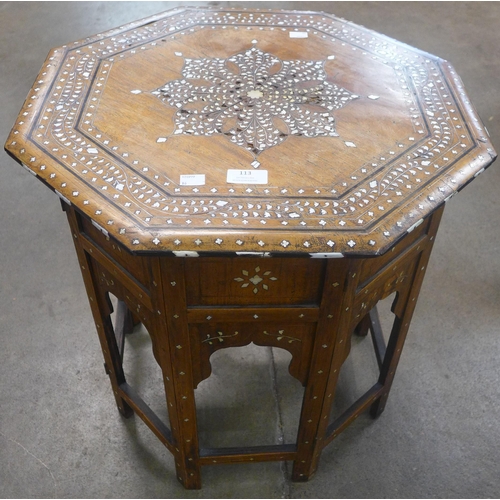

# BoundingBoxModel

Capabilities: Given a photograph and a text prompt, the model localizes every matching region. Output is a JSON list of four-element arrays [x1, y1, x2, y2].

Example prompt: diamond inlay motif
[[234, 266, 278, 294]]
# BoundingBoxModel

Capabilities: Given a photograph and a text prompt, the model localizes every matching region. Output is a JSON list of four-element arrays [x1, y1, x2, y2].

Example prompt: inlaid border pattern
[[6, 7, 495, 255]]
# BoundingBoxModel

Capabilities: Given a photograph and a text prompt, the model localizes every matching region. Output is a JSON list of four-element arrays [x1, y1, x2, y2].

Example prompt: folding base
[[63, 202, 443, 489]]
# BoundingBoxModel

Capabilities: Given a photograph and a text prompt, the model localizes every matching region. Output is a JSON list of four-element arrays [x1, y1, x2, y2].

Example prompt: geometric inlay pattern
[[5, 7, 496, 255], [151, 46, 358, 161], [233, 265, 278, 293]]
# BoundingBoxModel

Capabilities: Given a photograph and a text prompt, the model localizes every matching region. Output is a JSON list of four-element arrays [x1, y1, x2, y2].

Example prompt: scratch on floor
[[0, 430, 58, 498]]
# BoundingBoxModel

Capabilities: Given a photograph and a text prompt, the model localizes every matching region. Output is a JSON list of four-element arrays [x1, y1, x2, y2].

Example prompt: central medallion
[[247, 89, 263, 99], [148, 46, 359, 166]]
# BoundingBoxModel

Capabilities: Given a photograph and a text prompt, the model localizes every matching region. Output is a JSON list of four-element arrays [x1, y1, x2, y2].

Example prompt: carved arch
[[190, 323, 316, 388]]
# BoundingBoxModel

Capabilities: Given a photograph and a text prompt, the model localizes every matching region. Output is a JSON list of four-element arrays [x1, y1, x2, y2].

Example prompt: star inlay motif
[[150, 47, 359, 164]]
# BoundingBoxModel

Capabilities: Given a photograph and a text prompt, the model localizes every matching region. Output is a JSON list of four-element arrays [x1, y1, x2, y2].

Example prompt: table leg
[[354, 313, 371, 337], [367, 307, 385, 370], [292, 206, 444, 480], [371, 208, 442, 417], [65, 206, 133, 417], [292, 259, 361, 481], [114, 300, 137, 359], [149, 257, 202, 489]]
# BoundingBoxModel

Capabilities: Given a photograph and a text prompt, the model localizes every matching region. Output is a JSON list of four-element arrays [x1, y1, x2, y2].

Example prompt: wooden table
[[5, 7, 496, 489]]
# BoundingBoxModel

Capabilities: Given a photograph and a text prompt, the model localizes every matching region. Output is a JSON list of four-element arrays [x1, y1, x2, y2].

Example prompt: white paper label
[[226, 169, 268, 184], [180, 174, 205, 186], [289, 31, 308, 38]]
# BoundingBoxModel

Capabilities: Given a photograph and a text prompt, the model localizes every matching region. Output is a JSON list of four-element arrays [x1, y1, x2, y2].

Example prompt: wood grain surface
[[5, 7, 496, 255]]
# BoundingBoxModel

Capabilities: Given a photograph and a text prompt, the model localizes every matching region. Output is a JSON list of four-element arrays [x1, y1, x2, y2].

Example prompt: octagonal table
[[5, 7, 496, 489]]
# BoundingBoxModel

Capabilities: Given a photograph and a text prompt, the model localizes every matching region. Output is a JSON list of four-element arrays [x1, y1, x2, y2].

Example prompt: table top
[[5, 7, 496, 256]]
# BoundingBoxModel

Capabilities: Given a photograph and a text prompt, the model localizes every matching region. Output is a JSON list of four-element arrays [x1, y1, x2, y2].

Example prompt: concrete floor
[[1, 1, 499, 498]]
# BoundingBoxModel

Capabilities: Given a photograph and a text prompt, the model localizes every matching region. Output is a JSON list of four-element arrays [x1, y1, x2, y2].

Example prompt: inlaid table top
[[5, 7, 496, 256]]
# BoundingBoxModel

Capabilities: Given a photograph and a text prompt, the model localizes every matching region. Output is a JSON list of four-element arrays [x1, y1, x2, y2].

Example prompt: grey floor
[[1, 2, 499, 498]]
